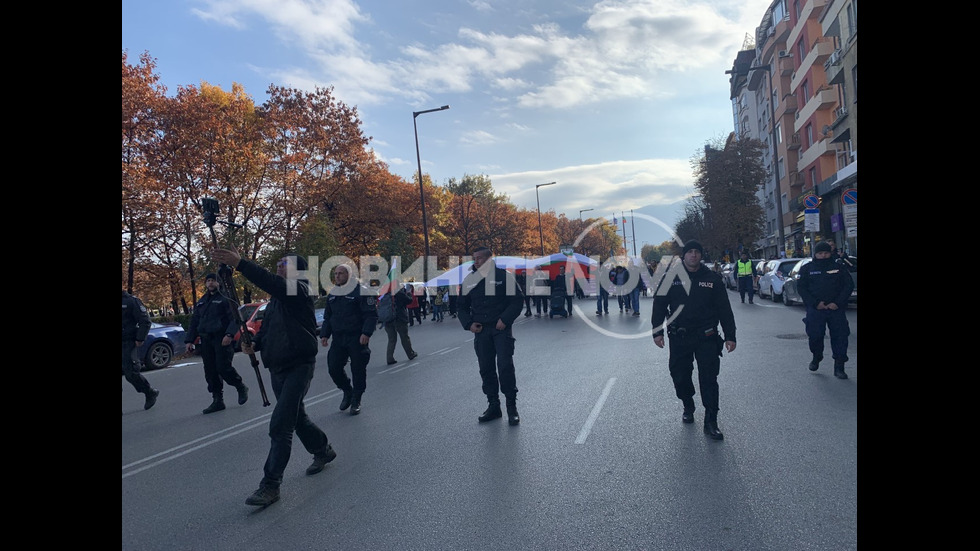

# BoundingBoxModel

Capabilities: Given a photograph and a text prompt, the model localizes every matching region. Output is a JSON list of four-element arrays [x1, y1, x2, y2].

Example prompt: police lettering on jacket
[[797, 257, 853, 307], [651, 265, 736, 341]]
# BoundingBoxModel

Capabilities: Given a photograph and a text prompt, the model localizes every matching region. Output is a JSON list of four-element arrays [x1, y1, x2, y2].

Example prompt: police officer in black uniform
[[798, 240, 854, 379], [320, 264, 378, 415], [122, 289, 159, 410], [651, 240, 736, 441], [458, 246, 525, 425], [185, 273, 249, 414]]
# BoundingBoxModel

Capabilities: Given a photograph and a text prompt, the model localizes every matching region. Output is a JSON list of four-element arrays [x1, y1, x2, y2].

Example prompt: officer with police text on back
[[320, 264, 378, 415], [651, 240, 736, 441]]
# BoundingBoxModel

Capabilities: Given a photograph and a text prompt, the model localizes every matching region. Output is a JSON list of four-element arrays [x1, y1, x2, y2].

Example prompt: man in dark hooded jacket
[[212, 247, 334, 508], [798, 240, 854, 379]]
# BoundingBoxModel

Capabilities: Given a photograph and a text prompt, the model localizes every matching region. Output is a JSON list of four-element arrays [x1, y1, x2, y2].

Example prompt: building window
[[801, 80, 810, 103], [778, 157, 784, 179], [808, 167, 817, 189], [797, 38, 805, 60], [805, 124, 814, 147], [775, 122, 782, 145]]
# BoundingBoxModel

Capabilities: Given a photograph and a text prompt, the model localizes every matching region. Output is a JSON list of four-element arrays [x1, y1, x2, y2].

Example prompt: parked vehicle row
[[757, 258, 802, 302]]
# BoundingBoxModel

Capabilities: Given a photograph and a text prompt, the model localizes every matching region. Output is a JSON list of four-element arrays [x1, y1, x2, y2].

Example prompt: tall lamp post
[[578, 208, 594, 221], [413, 104, 450, 283], [727, 63, 784, 257], [535, 181, 557, 256]]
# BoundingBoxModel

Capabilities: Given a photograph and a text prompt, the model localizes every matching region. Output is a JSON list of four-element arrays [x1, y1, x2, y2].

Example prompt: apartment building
[[727, 0, 857, 257]]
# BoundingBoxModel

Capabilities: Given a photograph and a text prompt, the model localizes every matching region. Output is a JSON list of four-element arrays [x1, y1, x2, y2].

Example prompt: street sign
[[841, 188, 857, 205], [804, 208, 820, 232], [803, 194, 820, 209]]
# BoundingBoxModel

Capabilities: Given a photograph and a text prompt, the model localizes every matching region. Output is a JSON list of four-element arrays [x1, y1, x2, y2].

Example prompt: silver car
[[757, 258, 802, 302]]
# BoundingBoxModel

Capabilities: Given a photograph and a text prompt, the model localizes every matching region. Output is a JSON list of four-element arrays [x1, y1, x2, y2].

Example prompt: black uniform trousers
[[804, 306, 849, 363], [261, 359, 329, 489], [474, 325, 518, 401], [327, 333, 371, 394], [667, 333, 721, 413], [198, 334, 245, 395], [121, 340, 152, 394], [738, 275, 755, 301], [523, 296, 532, 315]]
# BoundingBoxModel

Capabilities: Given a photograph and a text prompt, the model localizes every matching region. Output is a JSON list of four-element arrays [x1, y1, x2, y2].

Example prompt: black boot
[[203, 393, 225, 414], [681, 398, 696, 424], [349, 392, 362, 415], [704, 410, 724, 440], [809, 356, 821, 371], [144, 388, 160, 410], [478, 398, 502, 423], [306, 445, 337, 475], [834, 360, 848, 379], [236, 383, 249, 405], [506, 397, 520, 425], [339, 388, 353, 411]]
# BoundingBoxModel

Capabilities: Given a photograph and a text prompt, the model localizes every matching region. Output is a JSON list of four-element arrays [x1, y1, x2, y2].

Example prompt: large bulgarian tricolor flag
[[376, 257, 400, 297]]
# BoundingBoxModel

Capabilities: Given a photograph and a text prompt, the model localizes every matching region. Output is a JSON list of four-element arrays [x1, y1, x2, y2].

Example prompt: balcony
[[798, 136, 837, 168], [794, 87, 838, 130], [787, 132, 802, 150], [824, 48, 845, 85], [775, 94, 797, 120], [830, 106, 848, 129], [778, 54, 794, 76], [790, 38, 835, 90], [760, 14, 793, 61], [788, 171, 805, 188]]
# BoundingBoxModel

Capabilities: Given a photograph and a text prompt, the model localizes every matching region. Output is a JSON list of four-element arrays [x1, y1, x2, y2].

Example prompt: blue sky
[[122, 0, 771, 252]]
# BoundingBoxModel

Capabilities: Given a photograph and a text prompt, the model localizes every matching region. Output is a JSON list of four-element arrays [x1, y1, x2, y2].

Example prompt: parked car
[[781, 256, 857, 306], [752, 259, 767, 291], [721, 262, 737, 290], [757, 258, 802, 302], [140, 322, 187, 371]]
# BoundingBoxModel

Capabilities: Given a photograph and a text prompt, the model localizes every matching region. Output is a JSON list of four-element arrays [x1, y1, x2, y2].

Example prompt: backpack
[[377, 293, 396, 323]]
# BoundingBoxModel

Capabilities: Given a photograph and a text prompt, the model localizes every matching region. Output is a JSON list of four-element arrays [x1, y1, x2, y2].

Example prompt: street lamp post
[[535, 181, 557, 256], [579, 208, 594, 221], [727, 63, 784, 257], [413, 105, 450, 283]]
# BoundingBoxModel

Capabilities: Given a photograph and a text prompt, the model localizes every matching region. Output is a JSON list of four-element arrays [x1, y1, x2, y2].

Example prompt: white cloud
[[459, 130, 498, 145]]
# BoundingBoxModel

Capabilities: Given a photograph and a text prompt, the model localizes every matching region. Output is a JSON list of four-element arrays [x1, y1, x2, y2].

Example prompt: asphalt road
[[122, 289, 857, 551]]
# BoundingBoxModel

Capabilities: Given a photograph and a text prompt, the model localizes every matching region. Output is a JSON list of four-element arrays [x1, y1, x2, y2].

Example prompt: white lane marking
[[575, 377, 617, 444], [436, 347, 460, 355], [122, 389, 341, 478]]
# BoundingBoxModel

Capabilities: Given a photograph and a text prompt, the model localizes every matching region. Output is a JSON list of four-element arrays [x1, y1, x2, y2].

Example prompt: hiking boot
[[339, 388, 353, 411], [350, 393, 362, 415], [834, 361, 848, 380], [478, 402, 502, 423], [236, 383, 249, 405], [144, 388, 159, 410], [306, 446, 337, 475], [808, 357, 821, 371], [408, 352, 418, 360], [203, 395, 225, 414], [506, 399, 520, 426], [245, 485, 280, 507], [704, 411, 724, 441]]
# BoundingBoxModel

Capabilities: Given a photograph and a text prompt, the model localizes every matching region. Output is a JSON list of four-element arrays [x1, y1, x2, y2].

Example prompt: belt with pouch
[[667, 326, 717, 338]]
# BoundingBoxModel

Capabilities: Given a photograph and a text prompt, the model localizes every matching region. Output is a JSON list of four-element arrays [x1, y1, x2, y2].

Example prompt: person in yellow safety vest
[[735, 251, 758, 304]]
